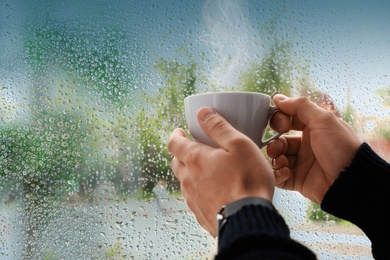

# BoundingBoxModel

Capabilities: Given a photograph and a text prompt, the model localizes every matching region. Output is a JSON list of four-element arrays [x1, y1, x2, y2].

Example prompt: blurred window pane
[[1, 0, 389, 259]]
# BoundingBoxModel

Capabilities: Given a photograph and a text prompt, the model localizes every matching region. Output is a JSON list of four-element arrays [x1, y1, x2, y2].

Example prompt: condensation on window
[[0, 0, 389, 259]]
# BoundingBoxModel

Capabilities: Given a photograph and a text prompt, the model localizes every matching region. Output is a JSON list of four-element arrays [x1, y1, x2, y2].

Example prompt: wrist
[[231, 187, 274, 205]]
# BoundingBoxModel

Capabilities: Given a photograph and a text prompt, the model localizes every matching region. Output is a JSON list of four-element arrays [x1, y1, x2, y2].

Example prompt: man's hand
[[267, 95, 362, 204], [168, 107, 275, 237]]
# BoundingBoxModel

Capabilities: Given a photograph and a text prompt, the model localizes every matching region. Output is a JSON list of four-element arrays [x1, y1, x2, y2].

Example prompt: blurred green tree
[[238, 40, 292, 97], [22, 18, 143, 201], [375, 85, 390, 140], [0, 112, 85, 198], [6, 18, 138, 257], [133, 58, 198, 193], [376, 85, 390, 109]]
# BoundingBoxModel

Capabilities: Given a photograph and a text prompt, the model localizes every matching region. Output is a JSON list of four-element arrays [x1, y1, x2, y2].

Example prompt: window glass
[[1, 0, 389, 259]]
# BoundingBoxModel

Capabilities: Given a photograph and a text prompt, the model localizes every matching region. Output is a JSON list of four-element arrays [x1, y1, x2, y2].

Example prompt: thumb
[[273, 94, 328, 130], [197, 107, 247, 150]]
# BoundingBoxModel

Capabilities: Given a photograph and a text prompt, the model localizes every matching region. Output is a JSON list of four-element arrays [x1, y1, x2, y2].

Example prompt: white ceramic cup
[[184, 92, 283, 148]]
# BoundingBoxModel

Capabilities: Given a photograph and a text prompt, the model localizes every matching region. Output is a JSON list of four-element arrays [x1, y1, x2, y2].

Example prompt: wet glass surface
[[1, 0, 389, 259]]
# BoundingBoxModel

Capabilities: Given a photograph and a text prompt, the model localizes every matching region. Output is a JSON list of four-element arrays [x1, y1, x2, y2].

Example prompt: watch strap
[[224, 196, 274, 218]]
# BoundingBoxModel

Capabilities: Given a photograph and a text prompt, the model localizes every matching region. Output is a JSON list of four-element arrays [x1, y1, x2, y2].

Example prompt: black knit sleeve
[[321, 142, 390, 260], [215, 204, 317, 260]]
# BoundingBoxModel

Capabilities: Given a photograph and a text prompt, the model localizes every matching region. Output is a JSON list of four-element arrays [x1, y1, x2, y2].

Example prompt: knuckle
[[181, 177, 191, 191], [170, 157, 176, 168], [297, 96, 318, 111], [267, 138, 283, 158], [319, 109, 337, 121], [167, 142, 173, 154], [296, 96, 311, 105], [228, 135, 254, 156], [170, 157, 179, 173], [205, 117, 228, 136], [229, 135, 250, 148], [180, 177, 195, 197], [167, 136, 177, 153], [168, 129, 186, 153], [184, 143, 202, 166], [276, 155, 289, 168]]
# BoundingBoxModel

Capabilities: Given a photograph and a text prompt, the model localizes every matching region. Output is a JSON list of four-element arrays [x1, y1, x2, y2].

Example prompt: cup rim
[[184, 91, 270, 101]]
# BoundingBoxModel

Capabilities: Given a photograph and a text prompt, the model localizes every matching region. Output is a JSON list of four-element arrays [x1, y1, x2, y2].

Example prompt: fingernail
[[275, 94, 288, 101], [197, 107, 215, 122]]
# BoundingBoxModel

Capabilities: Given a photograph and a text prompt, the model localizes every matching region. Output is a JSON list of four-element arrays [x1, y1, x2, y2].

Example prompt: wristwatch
[[217, 196, 275, 242]]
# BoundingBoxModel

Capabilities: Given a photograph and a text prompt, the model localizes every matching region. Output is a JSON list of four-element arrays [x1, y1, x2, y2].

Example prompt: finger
[[270, 111, 291, 133], [271, 155, 289, 170], [290, 116, 306, 131], [273, 94, 327, 131], [283, 136, 302, 156], [267, 138, 288, 158], [168, 128, 192, 159], [269, 154, 297, 173], [267, 136, 302, 159], [274, 167, 291, 187], [197, 107, 248, 151], [171, 157, 185, 181], [285, 155, 297, 170]]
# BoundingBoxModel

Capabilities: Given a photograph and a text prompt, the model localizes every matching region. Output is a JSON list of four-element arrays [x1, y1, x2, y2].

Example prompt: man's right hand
[[268, 94, 362, 205]]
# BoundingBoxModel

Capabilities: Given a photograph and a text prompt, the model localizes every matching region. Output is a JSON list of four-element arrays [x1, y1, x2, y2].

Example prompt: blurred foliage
[[153, 59, 197, 128], [307, 202, 343, 222], [293, 64, 342, 117], [16, 18, 139, 201], [0, 88, 16, 122], [0, 111, 86, 198], [25, 23, 135, 107], [342, 101, 356, 129], [237, 41, 293, 141], [105, 240, 123, 259], [134, 58, 198, 193], [43, 249, 58, 260], [375, 86, 390, 141], [238, 40, 292, 97], [376, 85, 390, 109], [373, 84, 390, 140], [377, 126, 390, 140]]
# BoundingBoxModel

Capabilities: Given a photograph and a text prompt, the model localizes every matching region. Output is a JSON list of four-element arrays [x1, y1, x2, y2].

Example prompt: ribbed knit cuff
[[321, 142, 390, 259], [220, 204, 290, 247], [216, 204, 316, 259]]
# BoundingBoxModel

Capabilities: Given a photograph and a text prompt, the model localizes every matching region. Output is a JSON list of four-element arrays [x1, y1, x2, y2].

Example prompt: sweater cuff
[[217, 204, 316, 259], [219, 204, 290, 250], [321, 142, 390, 259]]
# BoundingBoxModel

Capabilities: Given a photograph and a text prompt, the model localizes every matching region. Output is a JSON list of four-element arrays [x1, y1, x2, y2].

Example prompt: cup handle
[[259, 106, 283, 148]]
